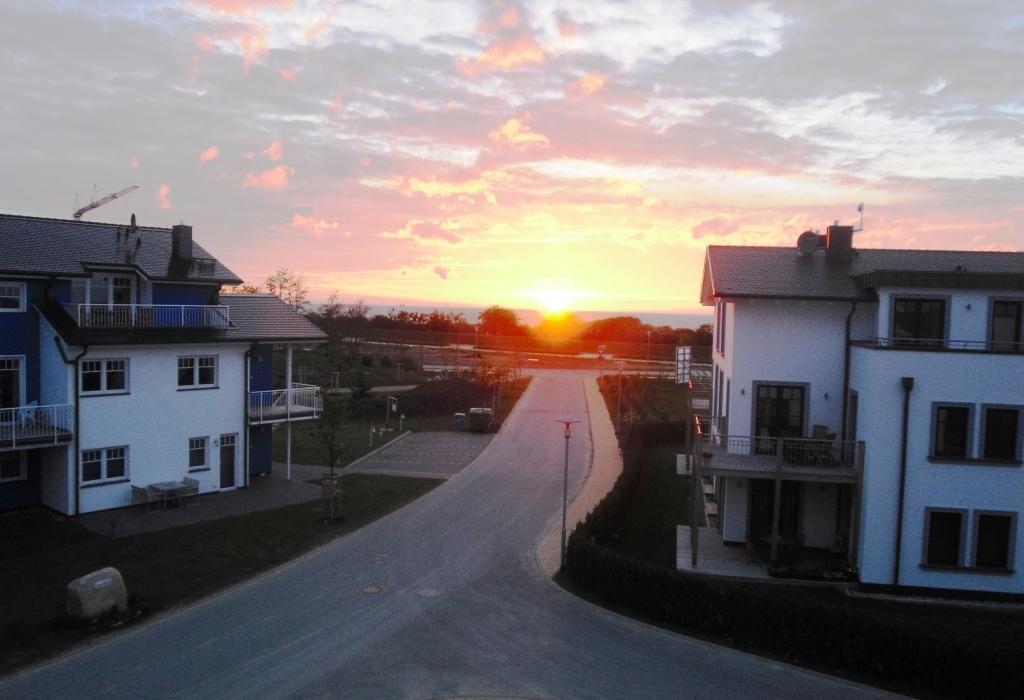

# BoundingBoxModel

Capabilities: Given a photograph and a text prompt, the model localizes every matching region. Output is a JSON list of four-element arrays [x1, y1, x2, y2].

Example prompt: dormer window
[[0, 282, 25, 312], [892, 297, 946, 348]]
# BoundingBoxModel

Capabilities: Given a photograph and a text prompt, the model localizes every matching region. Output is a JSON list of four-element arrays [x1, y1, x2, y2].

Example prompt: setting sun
[[527, 280, 592, 316]]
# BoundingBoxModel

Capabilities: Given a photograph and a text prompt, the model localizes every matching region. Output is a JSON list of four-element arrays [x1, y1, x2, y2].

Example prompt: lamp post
[[646, 330, 652, 366], [556, 418, 581, 572], [386, 395, 398, 428], [616, 360, 625, 434]]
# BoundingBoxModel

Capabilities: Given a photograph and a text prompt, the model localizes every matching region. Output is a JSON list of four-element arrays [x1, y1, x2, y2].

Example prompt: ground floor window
[[974, 512, 1015, 571], [0, 452, 26, 482], [981, 407, 1021, 461], [188, 437, 208, 470], [81, 446, 128, 484], [924, 508, 965, 567], [932, 404, 971, 459]]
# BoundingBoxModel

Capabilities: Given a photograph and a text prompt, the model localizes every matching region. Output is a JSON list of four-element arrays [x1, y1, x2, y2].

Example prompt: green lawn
[[0, 473, 441, 676], [596, 376, 690, 434]]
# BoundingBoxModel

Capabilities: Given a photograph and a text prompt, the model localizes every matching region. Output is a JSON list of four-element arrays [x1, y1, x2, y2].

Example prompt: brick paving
[[346, 431, 493, 480]]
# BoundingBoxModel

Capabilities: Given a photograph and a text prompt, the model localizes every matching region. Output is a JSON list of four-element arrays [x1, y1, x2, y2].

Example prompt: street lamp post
[[646, 330, 652, 366], [556, 418, 581, 572]]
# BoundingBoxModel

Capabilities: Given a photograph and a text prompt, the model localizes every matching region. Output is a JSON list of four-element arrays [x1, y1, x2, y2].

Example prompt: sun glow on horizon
[[526, 280, 594, 317]]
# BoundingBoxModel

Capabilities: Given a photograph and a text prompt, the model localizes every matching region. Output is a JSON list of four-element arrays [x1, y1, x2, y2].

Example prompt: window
[[189, 437, 208, 470], [0, 282, 25, 312], [991, 300, 1022, 351], [178, 355, 217, 388], [0, 453, 26, 482], [924, 509, 965, 567], [974, 513, 1015, 570], [893, 298, 946, 347], [932, 404, 971, 459], [80, 446, 128, 484], [982, 407, 1021, 461], [80, 359, 128, 394]]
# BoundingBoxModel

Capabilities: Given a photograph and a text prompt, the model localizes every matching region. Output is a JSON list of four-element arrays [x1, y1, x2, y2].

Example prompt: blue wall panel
[[250, 344, 274, 392], [0, 279, 46, 404], [151, 283, 218, 305], [248, 426, 273, 475]]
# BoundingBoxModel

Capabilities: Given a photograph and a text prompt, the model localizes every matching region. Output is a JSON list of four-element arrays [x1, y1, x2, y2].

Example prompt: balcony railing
[[695, 416, 862, 477], [0, 404, 74, 451], [70, 304, 231, 329], [249, 383, 322, 424], [855, 337, 1023, 353]]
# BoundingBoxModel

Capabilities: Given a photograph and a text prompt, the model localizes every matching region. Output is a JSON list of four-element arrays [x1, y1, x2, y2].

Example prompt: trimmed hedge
[[564, 423, 1023, 698]]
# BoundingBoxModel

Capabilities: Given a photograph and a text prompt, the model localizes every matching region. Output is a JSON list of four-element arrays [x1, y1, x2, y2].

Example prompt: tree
[[265, 268, 308, 311], [225, 282, 261, 294], [313, 395, 347, 478], [478, 305, 526, 336], [695, 323, 714, 346]]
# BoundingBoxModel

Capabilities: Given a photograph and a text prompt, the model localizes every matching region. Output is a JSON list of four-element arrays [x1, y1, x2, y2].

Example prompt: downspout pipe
[[894, 376, 914, 586], [840, 301, 858, 442], [244, 346, 252, 488], [53, 336, 87, 515]]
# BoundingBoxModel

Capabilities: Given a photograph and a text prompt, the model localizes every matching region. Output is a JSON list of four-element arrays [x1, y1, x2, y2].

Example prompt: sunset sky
[[1, 1, 1022, 315]]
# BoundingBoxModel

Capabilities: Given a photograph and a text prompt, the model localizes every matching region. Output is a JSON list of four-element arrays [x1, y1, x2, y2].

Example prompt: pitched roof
[[221, 294, 327, 342], [702, 245, 1024, 304], [0, 213, 241, 284]]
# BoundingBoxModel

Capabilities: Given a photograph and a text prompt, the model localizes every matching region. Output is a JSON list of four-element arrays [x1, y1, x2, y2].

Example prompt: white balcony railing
[[71, 304, 231, 329], [856, 337, 1024, 353], [248, 383, 322, 424], [0, 403, 74, 450]]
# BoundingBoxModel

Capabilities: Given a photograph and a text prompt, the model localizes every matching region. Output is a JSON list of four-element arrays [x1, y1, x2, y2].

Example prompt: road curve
[[2, 371, 891, 699]]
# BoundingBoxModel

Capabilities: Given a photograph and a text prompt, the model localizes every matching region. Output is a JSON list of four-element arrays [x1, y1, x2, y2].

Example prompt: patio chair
[[131, 484, 160, 512]]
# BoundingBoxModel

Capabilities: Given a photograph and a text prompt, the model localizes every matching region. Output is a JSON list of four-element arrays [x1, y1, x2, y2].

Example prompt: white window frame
[[188, 436, 209, 471], [0, 281, 26, 313], [80, 358, 129, 395], [178, 355, 218, 390], [80, 446, 129, 485], [0, 452, 27, 483]]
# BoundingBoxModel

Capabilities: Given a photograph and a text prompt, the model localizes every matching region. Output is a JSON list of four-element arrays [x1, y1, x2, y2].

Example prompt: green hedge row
[[564, 423, 1022, 699]]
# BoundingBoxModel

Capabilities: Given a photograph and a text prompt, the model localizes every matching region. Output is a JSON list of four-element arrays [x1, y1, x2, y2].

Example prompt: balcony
[[854, 337, 1023, 354], [249, 384, 322, 425], [0, 404, 74, 451], [695, 417, 862, 483], [69, 304, 231, 329]]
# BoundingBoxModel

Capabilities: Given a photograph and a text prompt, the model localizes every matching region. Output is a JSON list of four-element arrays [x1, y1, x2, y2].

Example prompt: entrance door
[[749, 479, 801, 543], [0, 358, 22, 418], [219, 434, 237, 489], [755, 384, 805, 452]]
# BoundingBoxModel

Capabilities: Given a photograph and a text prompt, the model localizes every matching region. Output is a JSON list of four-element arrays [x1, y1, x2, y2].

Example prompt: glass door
[[219, 434, 237, 489], [754, 384, 805, 453], [0, 358, 21, 420]]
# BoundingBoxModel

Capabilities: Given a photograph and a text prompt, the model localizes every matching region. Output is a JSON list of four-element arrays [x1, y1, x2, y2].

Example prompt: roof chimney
[[171, 224, 193, 261], [825, 224, 854, 264]]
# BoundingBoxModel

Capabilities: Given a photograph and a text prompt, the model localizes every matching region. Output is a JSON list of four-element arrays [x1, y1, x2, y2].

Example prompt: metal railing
[[71, 304, 231, 329], [0, 403, 74, 450], [695, 416, 861, 470], [248, 383, 322, 424], [856, 337, 1023, 353]]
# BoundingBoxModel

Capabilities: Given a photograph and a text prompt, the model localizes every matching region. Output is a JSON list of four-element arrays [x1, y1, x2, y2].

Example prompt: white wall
[[874, 288, 1024, 341], [852, 344, 1024, 593], [77, 343, 247, 513]]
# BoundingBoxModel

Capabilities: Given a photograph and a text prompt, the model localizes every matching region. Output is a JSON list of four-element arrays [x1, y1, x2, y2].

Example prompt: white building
[[1, 213, 325, 515], [694, 225, 1023, 595]]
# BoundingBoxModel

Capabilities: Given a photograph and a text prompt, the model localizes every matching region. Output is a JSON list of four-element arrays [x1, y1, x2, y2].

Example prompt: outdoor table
[[149, 480, 188, 509]]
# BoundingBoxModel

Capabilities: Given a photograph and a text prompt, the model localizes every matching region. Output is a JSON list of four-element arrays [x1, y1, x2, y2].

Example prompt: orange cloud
[[291, 213, 338, 236], [156, 184, 172, 209], [190, 0, 291, 13], [199, 145, 220, 162], [278, 67, 297, 81], [572, 72, 607, 96], [304, 10, 335, 40], [498, 7, 519, 29], [489, 117, 550, 148], [263, 140, 283, 160], [458, 35, 545, 77], [243, 164, 294, 190]]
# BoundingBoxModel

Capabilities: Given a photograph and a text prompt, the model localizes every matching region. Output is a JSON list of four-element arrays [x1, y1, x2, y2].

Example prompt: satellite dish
[[797, 230, 821, 254]]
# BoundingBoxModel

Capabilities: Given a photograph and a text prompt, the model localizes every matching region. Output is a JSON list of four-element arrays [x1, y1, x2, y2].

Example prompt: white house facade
[[694, 225, 1023, 596], [1, 213, 325, 515]]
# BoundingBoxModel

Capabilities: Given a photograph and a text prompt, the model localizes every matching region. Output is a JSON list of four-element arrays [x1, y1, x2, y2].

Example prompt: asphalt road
[[3, 371, 891, 699]]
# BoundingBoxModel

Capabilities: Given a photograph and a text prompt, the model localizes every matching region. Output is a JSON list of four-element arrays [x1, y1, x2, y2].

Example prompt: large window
[[0, 282, 25, 312], [80, 359, 128, 394], [924, 509, 965, 567], [178, 355, 217, 389], [188, 437, 208, 470], [0, 453, 26, 482], [932, 404, 971, 459], [80, 446, 128, 484], [974, 512, 1015, 571], [991, 300, 1022, 351], [893, 298, 946, 347], [982, 407, 1021, 461]]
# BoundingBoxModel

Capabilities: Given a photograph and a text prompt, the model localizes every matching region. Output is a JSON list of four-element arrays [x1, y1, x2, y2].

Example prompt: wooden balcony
[[248, 384, 322, 425], [0, 403, 74, 451]]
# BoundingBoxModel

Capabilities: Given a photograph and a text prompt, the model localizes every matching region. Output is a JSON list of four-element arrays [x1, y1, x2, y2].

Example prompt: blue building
[[0, 213, 325, 514]]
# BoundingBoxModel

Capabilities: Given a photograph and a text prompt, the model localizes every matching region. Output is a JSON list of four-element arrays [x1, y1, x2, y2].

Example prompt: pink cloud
[[291, 213, 339, 236], [489, 117, 550, 149], [458, 35, 546, 77], [498, 7, 519, 29], [263, 139, 283, 161], [130, 155, 139, 168], [190, 0, 291, 13], [570, 72, 607, 96], [278, 67, 297, 81], [199, 145, 220, 162], [243, 164, 294, 190], [304, 10, 335, 40], [433, 265, 450, 280], [156, 184, 172, 209]]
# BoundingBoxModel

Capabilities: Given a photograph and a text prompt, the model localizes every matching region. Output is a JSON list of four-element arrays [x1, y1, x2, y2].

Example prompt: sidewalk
[[536, 376, 623, 576]]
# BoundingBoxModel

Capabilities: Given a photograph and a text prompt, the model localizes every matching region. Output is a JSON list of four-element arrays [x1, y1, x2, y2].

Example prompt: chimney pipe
[[825, 224, 854, 264], [172, 224, 193, 261]]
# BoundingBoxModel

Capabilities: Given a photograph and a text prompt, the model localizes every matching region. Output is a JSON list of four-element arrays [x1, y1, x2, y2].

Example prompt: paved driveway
[[2, 371, 892, 699], [348, 431, 493, 480]]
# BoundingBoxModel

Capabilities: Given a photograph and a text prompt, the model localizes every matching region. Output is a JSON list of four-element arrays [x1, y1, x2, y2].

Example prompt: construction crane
[[72, 185, 139, 220]]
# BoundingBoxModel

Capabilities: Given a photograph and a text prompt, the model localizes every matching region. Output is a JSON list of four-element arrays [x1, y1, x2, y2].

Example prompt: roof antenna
[[854, 202, 865, 232]]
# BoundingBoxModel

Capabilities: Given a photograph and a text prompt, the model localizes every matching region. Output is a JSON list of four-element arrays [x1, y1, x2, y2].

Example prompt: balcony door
[[754, 384, 805, 451], [0, 357, 23, 418]]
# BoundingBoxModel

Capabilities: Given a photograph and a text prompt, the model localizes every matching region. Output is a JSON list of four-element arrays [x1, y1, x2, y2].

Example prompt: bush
[[361, 354, 374, 367], [380, 356, 392, 368]]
